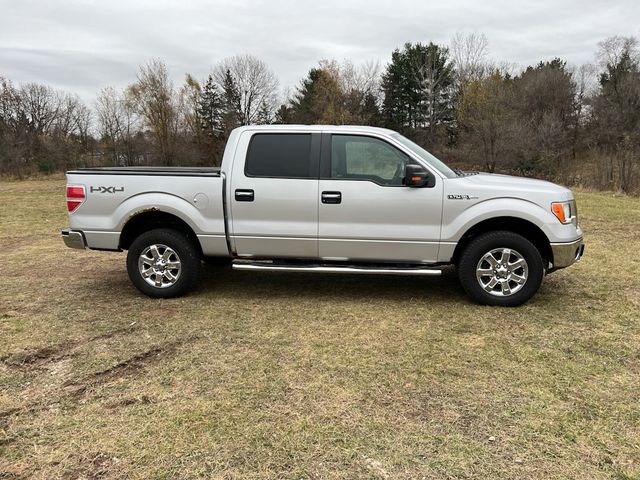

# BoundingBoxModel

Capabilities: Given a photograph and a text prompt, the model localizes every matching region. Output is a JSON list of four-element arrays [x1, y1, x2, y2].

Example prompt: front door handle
[[321, 191, 341, 204], [235, 189, 254, 202]]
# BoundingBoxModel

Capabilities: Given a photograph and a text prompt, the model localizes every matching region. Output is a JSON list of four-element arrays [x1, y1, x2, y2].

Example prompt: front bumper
[[550, 237, 584, 269], [61, 229, 86, 249]]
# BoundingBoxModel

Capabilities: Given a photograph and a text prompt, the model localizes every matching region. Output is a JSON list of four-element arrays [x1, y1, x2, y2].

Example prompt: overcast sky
[[1, 0, 638, 102]]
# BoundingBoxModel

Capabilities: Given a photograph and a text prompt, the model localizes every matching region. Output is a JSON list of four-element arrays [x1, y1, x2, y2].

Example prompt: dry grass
[[1, 177, 639, 479]]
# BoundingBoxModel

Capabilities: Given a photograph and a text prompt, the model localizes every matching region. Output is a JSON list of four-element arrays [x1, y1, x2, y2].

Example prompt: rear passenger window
[[245, 133, 312, 178]]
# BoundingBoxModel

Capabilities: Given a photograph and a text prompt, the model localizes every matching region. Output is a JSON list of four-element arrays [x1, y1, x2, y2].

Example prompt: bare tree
[[54, 93, 90, 139], [0, 76, 20, 132], [96, 86, 141, 166], [457, 71, 516, 172], [128, 59, 179, 165], [213, 54, 279, 125], [179, 74, 202, 139], [592, 35, 640, 192], [597, 36, 639, 69], [0, 76, 25, 176], [96, 86, 125, 165], [569, 63, 597, 158], [75, 101, 92, 147], [19, 83, 62, 134], [451, 32, 490, 85], [331, 59, 381, 97], [334, 59, 382, 124]]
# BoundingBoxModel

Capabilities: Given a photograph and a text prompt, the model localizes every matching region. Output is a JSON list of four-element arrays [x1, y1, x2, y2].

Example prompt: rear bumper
[[61, 229, 86, 249], [550, 237, 584, 269]]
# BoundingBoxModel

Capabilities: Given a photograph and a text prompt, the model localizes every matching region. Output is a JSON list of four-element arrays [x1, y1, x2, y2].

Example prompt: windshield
[[391, 133, 458, 179]]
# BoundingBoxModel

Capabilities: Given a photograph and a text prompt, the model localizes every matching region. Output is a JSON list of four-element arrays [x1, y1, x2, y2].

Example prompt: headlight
[[551, 200, 578, 226]]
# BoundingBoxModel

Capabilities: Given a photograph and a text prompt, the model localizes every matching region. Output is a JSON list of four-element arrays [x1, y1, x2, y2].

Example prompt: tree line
[[1, 34, 639, 193]]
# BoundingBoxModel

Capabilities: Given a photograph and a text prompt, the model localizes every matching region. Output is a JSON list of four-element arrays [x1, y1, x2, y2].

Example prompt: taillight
[[66, 185, 85, 213]]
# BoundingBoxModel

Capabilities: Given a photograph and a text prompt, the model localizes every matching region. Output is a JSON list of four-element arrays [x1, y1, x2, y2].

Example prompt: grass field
[[1, 177, 639, 479]]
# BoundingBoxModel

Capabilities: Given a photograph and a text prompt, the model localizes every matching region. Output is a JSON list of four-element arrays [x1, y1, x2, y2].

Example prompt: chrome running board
[[232, 261, 441, 276]]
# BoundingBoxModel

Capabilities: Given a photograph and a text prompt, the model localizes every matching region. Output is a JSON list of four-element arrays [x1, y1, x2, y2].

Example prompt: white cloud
[[1, 0, 638, 102]]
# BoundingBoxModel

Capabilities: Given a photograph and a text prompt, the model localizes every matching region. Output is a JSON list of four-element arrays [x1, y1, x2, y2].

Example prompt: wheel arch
[[119, 210, 202, 256], [452, 216, 552, 266]]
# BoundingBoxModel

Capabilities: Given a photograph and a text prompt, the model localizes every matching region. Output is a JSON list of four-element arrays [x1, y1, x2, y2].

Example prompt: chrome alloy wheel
[[476, 248, 528, 297], [138, 244, 182, 288]]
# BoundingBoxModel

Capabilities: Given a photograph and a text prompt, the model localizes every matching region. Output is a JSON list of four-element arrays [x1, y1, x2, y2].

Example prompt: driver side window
[[330, 135, 412, 186]]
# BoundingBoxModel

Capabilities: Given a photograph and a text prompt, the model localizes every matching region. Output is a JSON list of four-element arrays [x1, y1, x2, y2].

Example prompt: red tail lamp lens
[[66, 186, 85, 199], [66, 185, 85, 213], [66, 201, 82, 212]]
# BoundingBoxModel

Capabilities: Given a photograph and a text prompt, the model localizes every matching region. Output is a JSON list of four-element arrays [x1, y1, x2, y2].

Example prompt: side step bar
[[232, 261, 441, 276]]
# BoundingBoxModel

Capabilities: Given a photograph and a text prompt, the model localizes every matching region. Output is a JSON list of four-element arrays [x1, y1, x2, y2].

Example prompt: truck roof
[[232, 124, 398, 136]]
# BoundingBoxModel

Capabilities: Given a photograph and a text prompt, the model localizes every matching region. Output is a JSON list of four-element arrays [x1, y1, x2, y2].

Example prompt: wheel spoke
[[476, 268, 493, 279], [161, 249, 173, 262], [483, 277, 498, 292], [500, 280, 512, 295], [154, 273, 163, 287], [164, 270, 177, 282], [141, 255, 154, 266], [165, 261, 181, 269], [484, 254, 498, 267], [149, 245, 161, 260], [510, 258, 526, 270], [500, 248, 511, 264], [141, 267, 154, 278], [511, 273, 526, 285]]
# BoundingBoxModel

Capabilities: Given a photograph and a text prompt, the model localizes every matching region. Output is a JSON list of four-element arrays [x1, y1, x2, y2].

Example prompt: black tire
[[126, 228, 201, 298], [457, 230, 544, 307]]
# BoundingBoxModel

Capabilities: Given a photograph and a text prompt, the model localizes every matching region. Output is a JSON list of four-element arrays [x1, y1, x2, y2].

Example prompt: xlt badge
[[448, 194, 479, 200]]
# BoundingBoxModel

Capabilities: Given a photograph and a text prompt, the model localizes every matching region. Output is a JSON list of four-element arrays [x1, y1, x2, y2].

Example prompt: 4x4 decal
[[90, 186, 124, 194]]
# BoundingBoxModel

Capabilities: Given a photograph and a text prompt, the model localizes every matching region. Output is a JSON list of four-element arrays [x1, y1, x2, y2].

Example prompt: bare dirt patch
[[1, 326, 137, 369], [62, 337, 197, 400]]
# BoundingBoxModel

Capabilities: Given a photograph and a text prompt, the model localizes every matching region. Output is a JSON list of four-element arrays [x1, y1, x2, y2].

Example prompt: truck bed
[[67, 166, 221, 177], [65, 167, 228, 256]]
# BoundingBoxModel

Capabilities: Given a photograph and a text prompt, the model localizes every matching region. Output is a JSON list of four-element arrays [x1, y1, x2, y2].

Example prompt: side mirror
[[404, 164, 430, 187]]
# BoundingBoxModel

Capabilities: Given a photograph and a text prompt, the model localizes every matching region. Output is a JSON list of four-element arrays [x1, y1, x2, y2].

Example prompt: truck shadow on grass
[[199, 264, 466, 304], [92, 262, 571, 307], [195, 263, 574, 308]]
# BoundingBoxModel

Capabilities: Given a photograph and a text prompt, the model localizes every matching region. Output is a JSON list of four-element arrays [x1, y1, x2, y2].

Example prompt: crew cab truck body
[[62, 125, 584, 306]]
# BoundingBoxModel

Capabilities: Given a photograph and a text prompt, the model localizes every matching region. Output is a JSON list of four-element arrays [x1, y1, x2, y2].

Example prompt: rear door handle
[[321, 191, 341, 204], [235, 189, 254, 202]]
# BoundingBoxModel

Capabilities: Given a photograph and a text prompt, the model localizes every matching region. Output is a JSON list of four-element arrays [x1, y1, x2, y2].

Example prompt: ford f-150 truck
[[61, 125, 584, 306]]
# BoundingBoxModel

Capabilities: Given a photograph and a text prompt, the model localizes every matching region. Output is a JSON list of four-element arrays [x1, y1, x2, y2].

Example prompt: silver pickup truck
[[62, 125, 584, 306]]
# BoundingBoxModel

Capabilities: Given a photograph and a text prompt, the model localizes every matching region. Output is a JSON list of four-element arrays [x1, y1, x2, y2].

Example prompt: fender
[[441, 197, 559, 243], [114, 192, 209, 234], [114, 192, 228, 256]]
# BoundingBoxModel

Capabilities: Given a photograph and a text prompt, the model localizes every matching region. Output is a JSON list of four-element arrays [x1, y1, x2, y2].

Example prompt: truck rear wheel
[[126, 228, 201, 298], [457, 230, 544, 307]]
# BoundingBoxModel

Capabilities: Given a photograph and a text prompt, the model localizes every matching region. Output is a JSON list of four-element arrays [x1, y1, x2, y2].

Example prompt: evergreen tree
[[256, 101, 272, 124], [221, 69, 242, 132], [289, 67, 343, 124], [198, 74, 224, 137], [274, 104, 293, 124], [382, 42, 455, 134], [360, 92, 382, 126]]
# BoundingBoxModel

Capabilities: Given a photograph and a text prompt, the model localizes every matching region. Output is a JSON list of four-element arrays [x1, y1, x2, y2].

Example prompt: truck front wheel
[[126, 228, 201, 298], [457, 231, 544, 307]]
